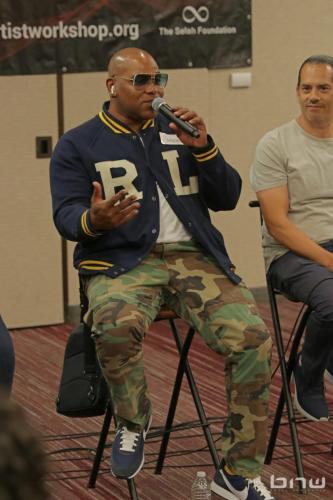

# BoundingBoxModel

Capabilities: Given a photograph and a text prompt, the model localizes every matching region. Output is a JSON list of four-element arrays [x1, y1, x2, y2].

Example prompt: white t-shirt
[[156, 184, 191, 243], [250, 119, 333, 270]]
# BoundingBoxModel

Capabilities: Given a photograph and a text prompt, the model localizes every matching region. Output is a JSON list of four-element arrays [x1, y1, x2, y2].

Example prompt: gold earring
[[110, 85, 116, 97]]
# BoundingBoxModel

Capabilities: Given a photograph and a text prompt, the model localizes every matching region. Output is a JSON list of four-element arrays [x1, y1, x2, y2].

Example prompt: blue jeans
[[268, 241, 333, 383]]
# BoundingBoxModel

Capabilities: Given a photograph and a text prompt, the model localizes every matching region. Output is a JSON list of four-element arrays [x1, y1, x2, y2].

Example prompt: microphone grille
[[152, 97, 165, 111]]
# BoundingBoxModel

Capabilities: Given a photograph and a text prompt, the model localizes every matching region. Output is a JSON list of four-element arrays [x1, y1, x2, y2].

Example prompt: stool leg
[[88, 401, 113, 488], [127, 479, 139, 499], [155, 320, 219, 474], [266, 306, 310, 466], [155, 323, 194, 474], [178, 333, 220, 469], [265, 287, 306, 493]]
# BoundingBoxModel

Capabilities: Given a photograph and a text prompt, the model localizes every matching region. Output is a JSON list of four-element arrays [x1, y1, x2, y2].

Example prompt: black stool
[[85, 303, 220, 499], [249, 200, 311, 493]]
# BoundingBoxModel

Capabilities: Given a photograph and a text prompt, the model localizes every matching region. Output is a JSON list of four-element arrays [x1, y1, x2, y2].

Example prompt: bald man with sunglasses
[[50, 48, 274, 500]]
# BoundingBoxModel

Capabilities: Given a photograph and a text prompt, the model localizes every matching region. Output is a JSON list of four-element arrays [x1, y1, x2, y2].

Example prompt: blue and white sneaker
[[249, 477, 275, 499], [211, 460, 275, 499], [111, 415, 152, 479], [293, 354, 329, 421]]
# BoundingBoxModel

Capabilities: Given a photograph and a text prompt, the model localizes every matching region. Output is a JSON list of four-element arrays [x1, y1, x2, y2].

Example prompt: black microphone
[[152, 97, 200, 138]]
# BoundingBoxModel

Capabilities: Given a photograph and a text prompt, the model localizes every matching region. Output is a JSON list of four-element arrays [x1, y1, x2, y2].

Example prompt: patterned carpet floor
[[9, 296, 333, 499]]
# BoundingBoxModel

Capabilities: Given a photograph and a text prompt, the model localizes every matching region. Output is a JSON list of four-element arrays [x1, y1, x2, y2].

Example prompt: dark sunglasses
[[115, 73, 168, 88]]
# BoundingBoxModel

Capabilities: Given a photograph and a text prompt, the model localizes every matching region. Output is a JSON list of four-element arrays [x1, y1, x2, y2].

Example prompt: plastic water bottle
[[191, 471, 211, 499]]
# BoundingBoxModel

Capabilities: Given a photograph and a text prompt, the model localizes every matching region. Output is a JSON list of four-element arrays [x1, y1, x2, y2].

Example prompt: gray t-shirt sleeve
[[250, 129, 288, 192]]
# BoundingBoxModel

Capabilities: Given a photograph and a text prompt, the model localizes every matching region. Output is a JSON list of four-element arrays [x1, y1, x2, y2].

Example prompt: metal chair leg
[[265, 305, 310, 466], [265, 285, 308, 493], [155, 320, 219, 474], [127, 478, 139, 499], [88, 401, 113, 488]]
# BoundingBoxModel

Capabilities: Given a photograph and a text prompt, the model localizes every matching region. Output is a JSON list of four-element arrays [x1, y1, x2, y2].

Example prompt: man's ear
[[106, 79, 116, 97]]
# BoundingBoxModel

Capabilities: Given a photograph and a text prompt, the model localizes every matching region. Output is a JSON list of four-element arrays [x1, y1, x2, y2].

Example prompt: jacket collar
[[99, 101, 154, 134]]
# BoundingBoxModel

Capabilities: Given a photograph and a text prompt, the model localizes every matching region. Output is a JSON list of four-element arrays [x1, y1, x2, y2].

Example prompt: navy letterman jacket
[[50, 102, 242, 284]]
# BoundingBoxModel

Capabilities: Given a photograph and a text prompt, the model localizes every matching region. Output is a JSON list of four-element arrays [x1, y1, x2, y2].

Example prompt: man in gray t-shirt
[[251, 54, 333, 422]]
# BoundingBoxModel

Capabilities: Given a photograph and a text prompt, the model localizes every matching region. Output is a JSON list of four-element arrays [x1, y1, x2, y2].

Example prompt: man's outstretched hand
[[89, 182, 140, 231]]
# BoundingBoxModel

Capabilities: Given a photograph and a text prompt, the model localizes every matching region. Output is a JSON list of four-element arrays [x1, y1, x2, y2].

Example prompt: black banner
[[0, 0, 251, 75]]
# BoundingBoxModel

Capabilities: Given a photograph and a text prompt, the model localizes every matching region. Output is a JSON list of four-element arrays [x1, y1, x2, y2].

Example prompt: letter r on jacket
[[95, 160, 143, 199]]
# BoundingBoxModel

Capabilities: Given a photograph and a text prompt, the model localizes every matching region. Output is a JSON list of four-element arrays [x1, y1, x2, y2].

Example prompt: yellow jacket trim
[[99, 112, 127, 134], [193, 145, 218, 160], [99, 111, 154, 133], [80, 265, 110, 270], [142, 118, 154, 129], [81, 210, 99, 237], [195, 149, 219, 162], [79, 260, 114, 268]]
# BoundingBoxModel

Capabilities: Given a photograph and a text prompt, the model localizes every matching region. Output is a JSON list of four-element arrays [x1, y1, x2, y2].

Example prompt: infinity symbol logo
[[182, 5, 210, 23]]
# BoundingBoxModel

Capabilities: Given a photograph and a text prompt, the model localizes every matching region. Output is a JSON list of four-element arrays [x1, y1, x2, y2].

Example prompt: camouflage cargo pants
[[84, 241, 272, 477]]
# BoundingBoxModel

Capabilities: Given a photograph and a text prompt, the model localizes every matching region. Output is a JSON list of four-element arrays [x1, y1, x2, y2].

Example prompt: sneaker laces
[[249, 477, 274, 499], [118, 426, 140, 452]]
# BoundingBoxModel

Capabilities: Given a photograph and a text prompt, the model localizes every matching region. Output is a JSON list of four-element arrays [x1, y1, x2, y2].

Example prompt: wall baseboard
[[251, 286, 269, 303]]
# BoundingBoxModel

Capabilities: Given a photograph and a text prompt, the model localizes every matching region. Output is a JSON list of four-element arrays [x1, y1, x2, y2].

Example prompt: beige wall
[[2, 1, 332, 318], [1, 76, 63, 327]]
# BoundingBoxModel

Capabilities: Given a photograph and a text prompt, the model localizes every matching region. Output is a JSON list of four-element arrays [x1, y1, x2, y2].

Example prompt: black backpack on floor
[[56, 322, 109, 417]]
